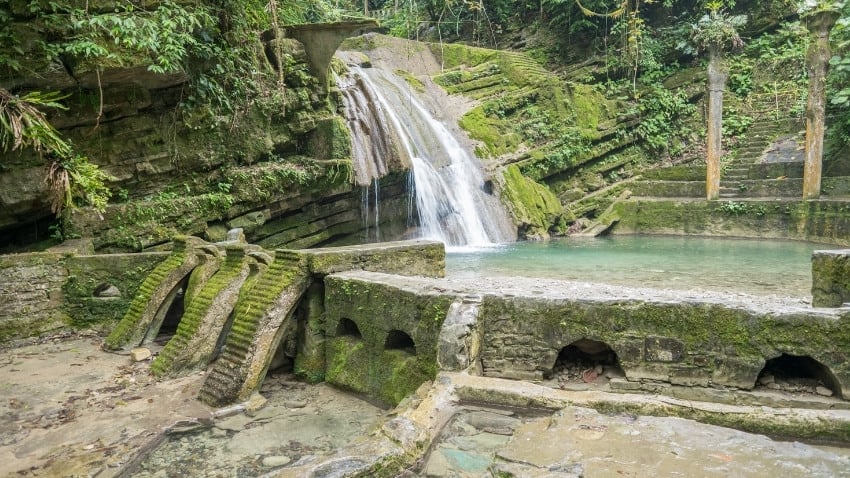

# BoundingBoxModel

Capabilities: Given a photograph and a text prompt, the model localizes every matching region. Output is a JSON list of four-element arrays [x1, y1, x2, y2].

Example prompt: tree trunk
[[364, 0, 369, 16], [706, 45, 727, 201], [802, 10, 840, 199]]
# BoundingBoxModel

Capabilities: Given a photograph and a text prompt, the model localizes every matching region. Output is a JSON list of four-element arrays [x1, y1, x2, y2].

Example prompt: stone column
[[706, 44, 727, 201], [294, 282, 327, 382], [802, 10, 840, 200]]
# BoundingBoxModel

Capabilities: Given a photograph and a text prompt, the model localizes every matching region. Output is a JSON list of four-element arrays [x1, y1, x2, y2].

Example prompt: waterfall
[[338, 64, 515, 249]]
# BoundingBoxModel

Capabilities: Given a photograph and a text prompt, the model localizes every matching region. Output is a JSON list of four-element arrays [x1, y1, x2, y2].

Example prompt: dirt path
[[0, 334, 210, 477]]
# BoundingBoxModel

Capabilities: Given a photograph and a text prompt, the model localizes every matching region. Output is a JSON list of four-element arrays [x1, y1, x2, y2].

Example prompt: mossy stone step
[[104, 239, 203, 350], [151, 248, 252, 378], [198, 253, 312, 406]]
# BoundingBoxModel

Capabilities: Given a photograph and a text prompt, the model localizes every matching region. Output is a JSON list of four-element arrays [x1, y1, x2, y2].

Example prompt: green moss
[[812, 252, 850, 307], [499, 164, 564, 238], [588, 401, 850, 443], [639, 165, 708, 181], [70, 159, 355, 252], [307, 117, 352, 160], [395, 69, 426, 93], [103, 240, 193, 350], [323, 276, 452, 406], [610, 199, 850, 246], [63, 253, 166, 331], [429, 43, 498, 70], [458, 106, 521, 157], [567, 83, 607, 132], [151, 249, 247, 377]]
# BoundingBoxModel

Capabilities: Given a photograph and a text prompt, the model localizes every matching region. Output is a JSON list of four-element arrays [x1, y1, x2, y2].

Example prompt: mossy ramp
[[150, 246, 254, 378], [198, 250, 312, 406], [103, 236, 206, 351]]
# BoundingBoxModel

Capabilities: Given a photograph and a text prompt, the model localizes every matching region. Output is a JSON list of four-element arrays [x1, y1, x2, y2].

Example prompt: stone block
[[669, 366, 710, 387], [812, 250, 850, 307], [130, 347, 152, 362], [609, 377, 642, 391], [437, 298, 482, 372], [614, 337, 644, 362], [711, 356, 762, 390], [227, 211, 268, 235], [644, 336, 685, 363], [625, 365, 670, 383]]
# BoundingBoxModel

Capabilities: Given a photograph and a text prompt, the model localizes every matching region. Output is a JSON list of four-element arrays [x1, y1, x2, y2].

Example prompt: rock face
[[0, 10, 409, 252]]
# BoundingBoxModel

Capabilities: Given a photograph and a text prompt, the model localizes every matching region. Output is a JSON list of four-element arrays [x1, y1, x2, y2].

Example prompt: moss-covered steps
[[103, 236, 208, 351], [198, 250, 312, 406], [150, 246, 255, 378]]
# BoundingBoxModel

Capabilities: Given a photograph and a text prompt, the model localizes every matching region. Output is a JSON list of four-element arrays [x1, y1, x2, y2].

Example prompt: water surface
[[446, 236, 828, 298]]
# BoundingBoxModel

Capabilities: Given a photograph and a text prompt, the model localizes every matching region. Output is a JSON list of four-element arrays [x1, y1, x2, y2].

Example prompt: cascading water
[[338, 72, 393, 242], [338, 63, 515, 249]]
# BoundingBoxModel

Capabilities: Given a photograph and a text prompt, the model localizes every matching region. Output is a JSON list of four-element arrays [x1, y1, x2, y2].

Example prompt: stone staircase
[[103, 236, 207, 351], [150, 246, 253, 378], [719, 92, 803, 199], [198, 250, 312, 406]]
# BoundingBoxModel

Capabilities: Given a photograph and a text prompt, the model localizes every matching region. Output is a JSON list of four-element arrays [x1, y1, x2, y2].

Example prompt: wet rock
[[261, 455, 291, 467], [93, 284, 121, 298], [464, 411, 521, 435], [816, 386, 834, 397], [130, 348, 152, 362], [166, 418, 210, 435], [451, 432, 510, 452], [285, 400, 308, 409], [216, 414, 254, 432], [309, 457, 370, 477], [382, 416, 427, 450], [226, 228, 246, 243]]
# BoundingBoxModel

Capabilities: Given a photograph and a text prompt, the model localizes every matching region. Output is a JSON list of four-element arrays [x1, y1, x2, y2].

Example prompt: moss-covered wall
[[498, 164, 567, 239], [0, 13, 410, 253], [0, 251, 166, 344], [323, 275, 454, 406], [478, 295, 850, 396], [610, 199, 850, 245], [319, 273, 850, 402]]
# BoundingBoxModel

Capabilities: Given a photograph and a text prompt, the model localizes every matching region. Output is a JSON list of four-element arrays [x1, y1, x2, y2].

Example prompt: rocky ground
[[0, 333, 210, 477], [419, 405, 850, 477], [0, 334, 385, 478]]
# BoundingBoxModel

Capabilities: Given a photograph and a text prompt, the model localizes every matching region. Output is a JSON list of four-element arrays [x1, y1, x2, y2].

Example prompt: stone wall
[[323, 274, 455, 405], [319, 272, 850, 405], [477, 295, 850, 396], [0, 252, 166, 344], [611, 199, 850, 245]]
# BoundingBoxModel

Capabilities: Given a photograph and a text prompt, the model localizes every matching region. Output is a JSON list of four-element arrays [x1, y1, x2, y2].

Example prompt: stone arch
[[336, 318, 363, 339], [756, 353, 842, 398], [384, 329, 416, 355], [143, 275, 190, 346], [104, 236, 210, 351], [549, 338, 623, 382]]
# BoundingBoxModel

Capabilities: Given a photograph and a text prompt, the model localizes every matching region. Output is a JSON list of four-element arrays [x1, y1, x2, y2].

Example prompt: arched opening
[[155, 288, 185, 345], [336, 318, 363, 339], [756, 353, 842, 398], [143, 275, 192, 347], [550, 338, 623, 385], [384, 330, 416, 355]]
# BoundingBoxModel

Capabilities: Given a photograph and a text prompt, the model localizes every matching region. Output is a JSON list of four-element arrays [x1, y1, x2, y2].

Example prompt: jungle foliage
[[3, 0, 850, 216]]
